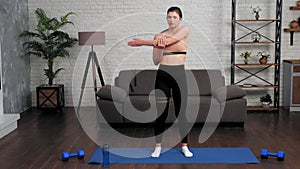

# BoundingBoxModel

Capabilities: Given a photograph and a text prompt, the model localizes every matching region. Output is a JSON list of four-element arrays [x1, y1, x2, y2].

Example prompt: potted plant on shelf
[[297, 0, 300, 7], [250, 6, 261, 20], [256, 51, 270, 64], [260, 93, 272, 108], [20, 8, 77, 111], [290, 20, 299, 29], [251, 32, 262, 42], [240, 51, 251, 64]]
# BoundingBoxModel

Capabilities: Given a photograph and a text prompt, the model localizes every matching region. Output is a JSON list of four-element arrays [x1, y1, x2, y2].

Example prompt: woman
[[128, 6, 193, 158]]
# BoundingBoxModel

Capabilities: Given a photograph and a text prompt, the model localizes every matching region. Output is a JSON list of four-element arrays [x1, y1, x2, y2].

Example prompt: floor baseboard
[[0, 114, 20, 139]]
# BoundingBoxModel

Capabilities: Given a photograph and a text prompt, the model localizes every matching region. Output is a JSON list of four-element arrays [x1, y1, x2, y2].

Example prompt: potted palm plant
[[20, 8, 77, 111]]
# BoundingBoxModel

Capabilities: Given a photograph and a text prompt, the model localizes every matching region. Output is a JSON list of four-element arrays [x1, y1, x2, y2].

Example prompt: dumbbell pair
[[62, 150, 85, 161], [261, 149, 285, 161]]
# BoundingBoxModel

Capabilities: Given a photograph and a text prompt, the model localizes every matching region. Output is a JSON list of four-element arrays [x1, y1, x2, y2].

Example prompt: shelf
[[287, 6, 300, 45], [234, 63, 277, 86], [290, 6, 300, 10], [284, 28, 300, 46], [235, 42, 280, 44], [239, 85, 278, 89], [283, 59, 300, 64], [284, 28, 300, 32], [234, 19, 279, 44], [235, 63, 279, 67], [247, 106, 278, 111], [236, 19, 280, 22]]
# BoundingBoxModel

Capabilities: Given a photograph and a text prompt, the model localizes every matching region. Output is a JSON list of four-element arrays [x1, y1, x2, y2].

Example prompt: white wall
[[0, 0, 31, 114], [27, 0, 300, 107], [0, 42, 3, 115]]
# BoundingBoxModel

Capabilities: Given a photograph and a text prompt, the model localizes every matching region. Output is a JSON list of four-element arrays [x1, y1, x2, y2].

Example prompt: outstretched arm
[[127, 38, 157, 47], [128, 26, 189, 47]]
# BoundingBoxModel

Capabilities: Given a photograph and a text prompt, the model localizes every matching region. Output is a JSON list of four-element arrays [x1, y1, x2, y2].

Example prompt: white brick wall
[[28, 0, 300, 107]]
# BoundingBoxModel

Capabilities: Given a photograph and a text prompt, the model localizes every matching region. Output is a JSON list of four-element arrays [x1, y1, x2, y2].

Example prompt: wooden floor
[[0, 107, 300, 169]]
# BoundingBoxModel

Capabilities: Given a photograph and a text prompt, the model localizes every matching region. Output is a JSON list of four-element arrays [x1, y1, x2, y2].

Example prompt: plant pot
[[262, 102, 270, 108], [252, 32, 261, 42], [244, 58, 249, 64], [255, 13, 260, 20], [259, 57, 268, 64], [290, 20, 299, 28], [36, 84, 65, 111]]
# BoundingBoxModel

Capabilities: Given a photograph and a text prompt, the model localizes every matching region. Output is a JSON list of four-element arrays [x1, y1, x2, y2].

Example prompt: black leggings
[[154, 64, 188, 143]]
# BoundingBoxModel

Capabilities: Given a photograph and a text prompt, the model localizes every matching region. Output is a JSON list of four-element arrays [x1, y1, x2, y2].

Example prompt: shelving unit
[[284, 6, 300, 45], [234, 63, 279, 86], [231, 0, 282, 111]]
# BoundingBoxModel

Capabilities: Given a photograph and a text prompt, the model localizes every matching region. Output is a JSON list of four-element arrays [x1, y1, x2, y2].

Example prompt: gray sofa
[[96, 69, 247, 126]]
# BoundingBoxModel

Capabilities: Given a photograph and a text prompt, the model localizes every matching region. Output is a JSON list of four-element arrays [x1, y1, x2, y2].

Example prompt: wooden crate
[[36, 84, 65, 111]]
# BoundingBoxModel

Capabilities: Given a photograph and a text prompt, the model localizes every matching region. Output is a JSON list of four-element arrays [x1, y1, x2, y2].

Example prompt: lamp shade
[[78, 31, 105, 46]]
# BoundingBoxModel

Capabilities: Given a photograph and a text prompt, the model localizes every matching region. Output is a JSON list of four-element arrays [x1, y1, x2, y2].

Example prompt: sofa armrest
[[212, 85, 246, 102], [96, 85, 128, 103]]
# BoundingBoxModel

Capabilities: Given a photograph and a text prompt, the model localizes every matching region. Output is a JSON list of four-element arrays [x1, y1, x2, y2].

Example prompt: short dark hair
[[167, 6, 183, 19]]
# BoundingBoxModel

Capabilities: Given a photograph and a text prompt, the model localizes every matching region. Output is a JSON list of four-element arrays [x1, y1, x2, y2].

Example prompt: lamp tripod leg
[[76, 51, 105, 119], [76, 52, 92, 117], [91, 53, 97, 100], [92, 53, 105, 86]]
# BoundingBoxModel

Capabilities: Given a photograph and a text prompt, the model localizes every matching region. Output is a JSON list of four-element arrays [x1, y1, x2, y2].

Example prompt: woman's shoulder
[[154, 26, 189, 39], [154, 30, 168, 39], [161, 26, 189, 33], [154, 33, 165, 39], [161, 29, 168, 33], [178, 26, 189, 32]]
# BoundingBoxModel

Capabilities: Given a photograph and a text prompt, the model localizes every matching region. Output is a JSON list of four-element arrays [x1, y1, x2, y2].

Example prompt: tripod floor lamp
[[77, 31, 105, 114]]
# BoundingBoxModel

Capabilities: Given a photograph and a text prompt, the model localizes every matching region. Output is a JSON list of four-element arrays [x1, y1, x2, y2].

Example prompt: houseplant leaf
[[20, 8, 77, 85]]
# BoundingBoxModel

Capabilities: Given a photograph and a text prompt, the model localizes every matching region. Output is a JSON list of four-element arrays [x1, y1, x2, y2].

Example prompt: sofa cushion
[[220, 98, 247, 122], [123, 95, 160, 123], [187, 70, 225, 96], [96, 85, 127, 103], [115, 69, 225, 96], [116, 70, 157, 95], [212, 85, 246, 102], [97, 99, 124, 123], [186, 96, 220, 122]]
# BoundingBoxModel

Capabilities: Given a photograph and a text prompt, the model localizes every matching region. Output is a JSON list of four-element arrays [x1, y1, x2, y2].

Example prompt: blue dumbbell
[[61, 150, 85, 161], [261, 149, 285, 161]]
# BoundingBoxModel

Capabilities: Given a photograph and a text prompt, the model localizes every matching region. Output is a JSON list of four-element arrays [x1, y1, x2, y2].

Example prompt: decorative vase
[[252, 32, 261, 42], [262, 102, 270, 108], [259, 57, 268, 64], [290, 20, 299, 28], [255, 13, 260, 20], [244, 58, 248, 64]]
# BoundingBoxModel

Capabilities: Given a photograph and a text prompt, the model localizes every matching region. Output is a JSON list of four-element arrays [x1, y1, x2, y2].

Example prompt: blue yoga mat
[[88, 147, 259, 164]]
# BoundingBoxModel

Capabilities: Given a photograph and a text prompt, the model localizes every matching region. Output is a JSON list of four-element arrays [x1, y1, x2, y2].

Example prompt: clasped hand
[[156, 36, 167, 48]]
